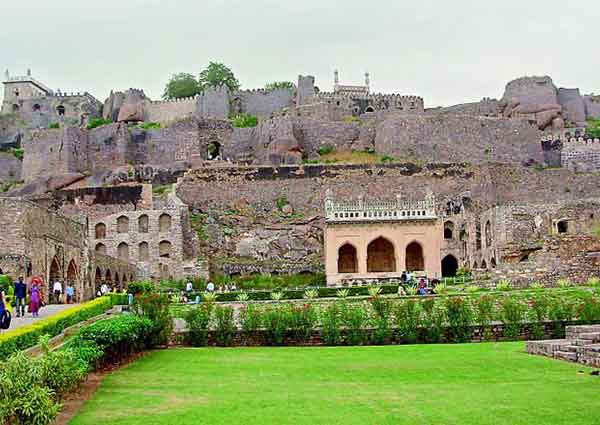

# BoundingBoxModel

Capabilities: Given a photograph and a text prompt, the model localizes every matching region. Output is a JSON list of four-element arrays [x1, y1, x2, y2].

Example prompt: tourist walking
[[53, 279, 63, 304], [14, 277, 26, 318], [206, 281, 215, 292], [29, 282, 42, 318], [66, 283, 75, 304]]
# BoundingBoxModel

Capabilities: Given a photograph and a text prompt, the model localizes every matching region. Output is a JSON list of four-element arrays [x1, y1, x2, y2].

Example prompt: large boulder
[[584, 96, 600, 120], [557, 88, 586, 126], [500, 76, 563, 130]]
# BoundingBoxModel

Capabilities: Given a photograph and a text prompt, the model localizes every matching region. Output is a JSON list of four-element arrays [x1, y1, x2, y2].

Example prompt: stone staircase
[[527, 325, 600, 367]]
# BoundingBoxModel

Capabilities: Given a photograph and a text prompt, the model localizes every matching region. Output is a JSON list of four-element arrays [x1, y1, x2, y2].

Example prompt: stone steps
[[528, 325, 600, 367]]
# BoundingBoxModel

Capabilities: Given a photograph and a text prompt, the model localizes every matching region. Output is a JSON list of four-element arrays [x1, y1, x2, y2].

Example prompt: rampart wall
[[145, 97, 197, 124]]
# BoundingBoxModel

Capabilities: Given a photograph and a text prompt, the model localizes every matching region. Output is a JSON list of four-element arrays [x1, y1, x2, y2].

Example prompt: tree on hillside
[[265, 81, 296, 92], [162, 73, 201, 100], [198, 62, 240, 93]]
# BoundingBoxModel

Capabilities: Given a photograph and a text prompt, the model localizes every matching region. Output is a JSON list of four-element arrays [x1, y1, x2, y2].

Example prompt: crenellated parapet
[[149, 95, 199, 105]]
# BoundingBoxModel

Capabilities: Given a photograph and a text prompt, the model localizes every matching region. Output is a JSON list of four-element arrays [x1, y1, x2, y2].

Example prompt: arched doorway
[[441, 255, 459, 277], [105, 269, 113, 285], [367, 237, 396, 272], [49, 256, 61, 300], [95, 267, 102, 293], [444, 221, 454, 240], [337, 243, 358, 273], [66, 260, 77, 285], [405, 242, 424, 272]]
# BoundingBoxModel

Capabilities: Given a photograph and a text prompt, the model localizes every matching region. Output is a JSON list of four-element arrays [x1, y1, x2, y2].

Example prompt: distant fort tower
[[333, 69, 370, 97], [2, 69, 102, 127]]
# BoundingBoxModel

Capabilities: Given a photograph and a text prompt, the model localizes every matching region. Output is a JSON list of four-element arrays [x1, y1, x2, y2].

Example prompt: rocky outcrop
[[557, 88, 586, 126], [584, 96, 600, 120], [0, 152, 22, 183]]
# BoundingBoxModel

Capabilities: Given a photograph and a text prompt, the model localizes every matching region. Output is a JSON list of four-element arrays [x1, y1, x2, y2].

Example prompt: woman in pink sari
[[29, 277, 43, 317]]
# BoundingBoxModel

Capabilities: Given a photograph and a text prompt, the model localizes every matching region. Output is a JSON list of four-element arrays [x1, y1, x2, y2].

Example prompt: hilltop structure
[[1, 67, 599, 296]]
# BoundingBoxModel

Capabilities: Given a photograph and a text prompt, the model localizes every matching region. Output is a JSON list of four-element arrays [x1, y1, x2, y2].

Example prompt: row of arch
[[444, 220, 493, 250], [95, 213, 172, 239], [337, 237, 425, 274], [94, 267, 135, 289], [95, 240, 172, 261]]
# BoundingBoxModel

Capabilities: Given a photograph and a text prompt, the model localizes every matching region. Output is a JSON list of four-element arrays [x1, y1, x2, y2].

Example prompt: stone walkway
[[7, 303, 81, 330]]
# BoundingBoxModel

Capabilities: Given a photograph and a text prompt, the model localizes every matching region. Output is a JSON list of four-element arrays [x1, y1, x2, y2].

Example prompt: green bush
[[287, 304, 317, 343], [421, 299, 444, 343], [445, 297, 473, 343], [185, 304, 213, 347], [317, 145, 335, 156], [586, 118, 600, 138], [321, 303, 342, 345], [341, 304, 367, 345], [0, 297, 113, 360], [86, 117, 112, 130], [9, 148, 24, 160], [264, 81, 295, 92], [380, 155, 394, 163], [128, 280, 156, 295], [501, 296, 526, 338], [577, 294, 600, 324], [214, 306, 236, 346], [240, 304, 262, 335], [475, 295, 495, 340], [138, 121, 161, 130], [132, 293, 172, 346], [48, 122, 60, 129], [231, 113, 258, 128], [529, 295, 549, 340], [394, 299, 420, 343], [263, 307, 289, 346]]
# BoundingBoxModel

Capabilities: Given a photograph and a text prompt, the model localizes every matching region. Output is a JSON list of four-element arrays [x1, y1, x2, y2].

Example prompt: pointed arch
[[138, 242, 149, 261], [49, 256, 61, 283], [138, 214, 149, 233], [105, 269, 113, 282], [117, 216, 129, 233], [95, 243, 106, 255], [367, 237, 396, 272], [485, 220, 492, 247], [159, 213, 172, 233], [95, 223, 106, 239], [337, 243, 358, 273], [444, 221, 454, 240], [66, 259, 78, 285], [405, 241, 424, 272], [442, 255, 459, 277], [117, 242, 129, 261], [159, 240, 172, 258], [94, 267, 102, 287]]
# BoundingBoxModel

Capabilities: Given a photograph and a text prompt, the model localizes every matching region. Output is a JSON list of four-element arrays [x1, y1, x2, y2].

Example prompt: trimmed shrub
[[128, 280, 156, 295], [214, 306, 236, 346], [421, 299, 444, 343], [0, 297, 113, 360], [132, 293, 172, 346], [341, 304, 367, 345], [501, 296, 526, 339], [263, 307, 289, 346], [445, 297, 473, 343], [185, 304, 212, 347], [475, 295, 494, 340], [529, 295, 549, 340], [321, 302, 342, 345], [394, 299, 420, 343]]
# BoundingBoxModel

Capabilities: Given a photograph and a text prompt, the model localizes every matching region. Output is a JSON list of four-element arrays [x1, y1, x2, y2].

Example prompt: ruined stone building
[[0, 197, 137, 300]]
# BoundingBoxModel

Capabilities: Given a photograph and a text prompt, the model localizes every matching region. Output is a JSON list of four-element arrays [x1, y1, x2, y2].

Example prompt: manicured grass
[[71, 343, 600, 425]]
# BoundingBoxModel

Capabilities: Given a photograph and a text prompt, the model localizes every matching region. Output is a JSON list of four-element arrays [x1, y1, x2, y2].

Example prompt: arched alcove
[[367, 237, 396, 272], [337, 243, 358, 273]]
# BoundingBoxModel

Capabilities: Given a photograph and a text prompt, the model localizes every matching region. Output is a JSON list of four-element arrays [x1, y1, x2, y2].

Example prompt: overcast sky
[[2, 0, 598, 107]]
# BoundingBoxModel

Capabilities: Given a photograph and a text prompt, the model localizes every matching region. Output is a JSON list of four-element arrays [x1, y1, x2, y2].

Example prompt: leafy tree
[[265, 81, 295, 92], [586, 118, 600, 138], [162, 73, 201, 100], [198, 62, 240, 93]]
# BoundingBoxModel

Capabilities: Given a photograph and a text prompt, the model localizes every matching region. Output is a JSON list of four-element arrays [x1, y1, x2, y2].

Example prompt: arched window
[[367, 237, 396, 272], [33, 104, 41, 112], [138, 242, 149, 261], [481, 260, 488, 269], [337, 244, 358, 274], [159, 214, 172, 233], [441, 255, 458, 277], [94, 267, 102, 287], [208, 141, 221, 160], [56, 105, 65, 116], [485, 220, 492, 247], [12, 104, 19, 112], [159, 240, 172, 258], [117, 216, 129, 233], [444, 221, 454, 240], [117, 242, 129, 261], [138, 215, 149, 233], [95, 243, 106, 254], [105, 269, 112, 282], [365, 106, 375, 113], [491, 257, 497, 268], [476, 222, 482, 251], [95, 223, 106, 239], [405, 242, 424, 272]]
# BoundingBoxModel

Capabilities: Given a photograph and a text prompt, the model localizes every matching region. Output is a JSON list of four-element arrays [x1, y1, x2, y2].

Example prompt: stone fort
[[1, 67, 600, 299]]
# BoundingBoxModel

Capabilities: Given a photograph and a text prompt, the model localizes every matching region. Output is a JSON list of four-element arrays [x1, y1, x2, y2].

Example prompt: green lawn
[[70, 343, 600, 425]]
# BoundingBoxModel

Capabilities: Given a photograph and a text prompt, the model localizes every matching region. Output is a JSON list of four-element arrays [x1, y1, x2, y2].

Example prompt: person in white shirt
[[100, 283, 109, 295], [206, 281, 215, 292], [186, 281, 193, 292], [53, 280, 63, 304]]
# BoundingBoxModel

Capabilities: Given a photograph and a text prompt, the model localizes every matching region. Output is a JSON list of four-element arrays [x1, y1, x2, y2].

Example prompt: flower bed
[[0, 296, 114, 360]]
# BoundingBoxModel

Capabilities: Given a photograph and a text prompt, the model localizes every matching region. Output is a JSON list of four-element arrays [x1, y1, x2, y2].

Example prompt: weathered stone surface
[[117, 102, 144, 122], [374, 114, 542, 164], [558, 88, 586, 126], [0, 152, 22, 183]]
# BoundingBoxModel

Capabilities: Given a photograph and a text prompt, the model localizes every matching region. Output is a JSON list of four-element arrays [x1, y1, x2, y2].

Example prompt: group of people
[[400, 271, 433, 295], [204, 281, 236, 293], [51, 279, 76, 304], [95, 282, 127, 298], [0, 276, 46, 330]]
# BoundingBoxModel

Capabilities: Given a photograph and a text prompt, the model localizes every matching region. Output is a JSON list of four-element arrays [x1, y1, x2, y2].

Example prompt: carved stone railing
[[325, 192, 437, 222]]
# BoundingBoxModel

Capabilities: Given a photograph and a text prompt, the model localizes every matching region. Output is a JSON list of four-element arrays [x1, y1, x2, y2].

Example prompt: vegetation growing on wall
[[264, 81, 296, 92], [162, 72, 202, 100], [199, 62, 240, 93], [231, 113, 258, 128], [87, 117, 113, 130], [586, 118, 600, 138], [9, 147, 23, 160]]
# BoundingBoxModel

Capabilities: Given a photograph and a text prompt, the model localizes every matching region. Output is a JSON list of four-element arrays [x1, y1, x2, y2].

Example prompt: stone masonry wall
[[145, 97, 197, 124]]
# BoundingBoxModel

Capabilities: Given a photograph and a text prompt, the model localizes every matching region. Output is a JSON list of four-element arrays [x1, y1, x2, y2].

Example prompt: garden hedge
[[0, 296, 114, 360]]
